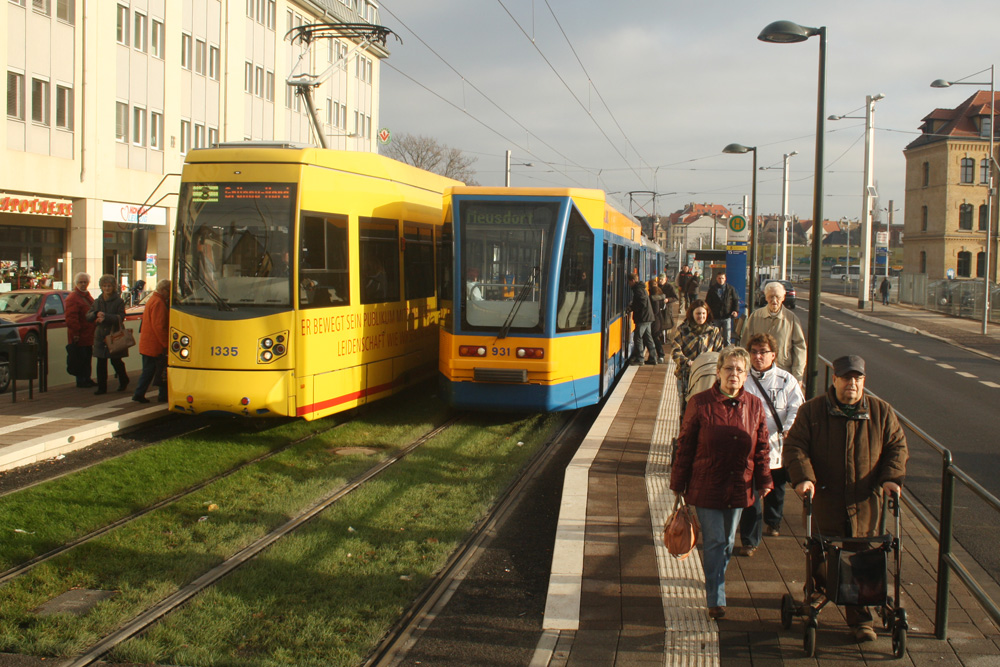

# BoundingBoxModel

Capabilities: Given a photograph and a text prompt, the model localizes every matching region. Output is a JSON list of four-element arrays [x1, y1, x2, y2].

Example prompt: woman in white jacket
[[736, 332, 805, 556]]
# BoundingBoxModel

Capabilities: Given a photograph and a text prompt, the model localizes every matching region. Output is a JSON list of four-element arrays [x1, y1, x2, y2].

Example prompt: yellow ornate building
[[904, 91, 998, 281]]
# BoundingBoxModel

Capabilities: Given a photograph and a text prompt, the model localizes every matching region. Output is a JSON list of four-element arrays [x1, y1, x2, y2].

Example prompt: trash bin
[[0, 342, 38, 380]]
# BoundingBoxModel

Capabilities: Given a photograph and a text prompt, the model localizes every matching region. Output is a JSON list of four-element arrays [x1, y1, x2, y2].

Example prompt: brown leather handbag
[[664, 496, 700, 560]]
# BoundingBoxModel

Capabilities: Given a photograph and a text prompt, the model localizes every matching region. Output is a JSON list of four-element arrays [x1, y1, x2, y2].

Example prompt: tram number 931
[[209, 346, 239, 357], [492, 346, 511, 357]]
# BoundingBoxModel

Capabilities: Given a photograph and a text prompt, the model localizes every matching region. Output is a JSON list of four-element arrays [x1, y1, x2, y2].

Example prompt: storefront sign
[[0, 194, 73, 217], [102, 201, 167, 226]]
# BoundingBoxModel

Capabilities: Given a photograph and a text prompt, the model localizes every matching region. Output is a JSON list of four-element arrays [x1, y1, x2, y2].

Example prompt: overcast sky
[[376, 1, 1000, 224]]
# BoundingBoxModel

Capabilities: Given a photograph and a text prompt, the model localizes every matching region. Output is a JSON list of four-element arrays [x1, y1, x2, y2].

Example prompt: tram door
[[600, 240, 610, 396]]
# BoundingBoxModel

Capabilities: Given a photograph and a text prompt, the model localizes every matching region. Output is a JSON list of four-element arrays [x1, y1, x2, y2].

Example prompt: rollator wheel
[[892, 626, 906, 658], [780, 593, 794, 629], [803, 622, 816, 657]]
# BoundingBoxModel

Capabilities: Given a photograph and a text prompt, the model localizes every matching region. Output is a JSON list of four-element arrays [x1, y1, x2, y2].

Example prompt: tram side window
[[359, 217, 400, 304], [299, 213, 349, 308], [403, 222, 434, 300], [437, 222, 453, 302], [556, 209, 594, 332]]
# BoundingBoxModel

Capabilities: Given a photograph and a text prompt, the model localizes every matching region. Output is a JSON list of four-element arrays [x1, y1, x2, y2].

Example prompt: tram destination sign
[[462, 202, 555, 226], [191, 183, 293, 203]]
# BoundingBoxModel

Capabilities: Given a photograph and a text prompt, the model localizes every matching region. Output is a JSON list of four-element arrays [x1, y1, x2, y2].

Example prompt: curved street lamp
[[931, 66, 996, 335], [723, 143, 758, 307], [759, 19, 826, 399]]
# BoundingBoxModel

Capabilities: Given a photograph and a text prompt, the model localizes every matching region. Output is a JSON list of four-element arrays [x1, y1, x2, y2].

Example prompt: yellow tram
[[168, 144, 460, 419]]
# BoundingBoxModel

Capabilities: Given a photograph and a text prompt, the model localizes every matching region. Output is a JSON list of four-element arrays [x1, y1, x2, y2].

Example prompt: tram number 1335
[[210, 346, 239, 357]]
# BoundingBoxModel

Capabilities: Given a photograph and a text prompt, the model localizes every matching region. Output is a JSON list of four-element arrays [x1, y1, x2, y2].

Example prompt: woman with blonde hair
[[85, 274, 129, 395]]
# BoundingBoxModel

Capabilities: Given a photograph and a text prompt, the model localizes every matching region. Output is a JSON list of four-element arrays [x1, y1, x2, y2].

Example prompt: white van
[[830, 264, 860, 281]]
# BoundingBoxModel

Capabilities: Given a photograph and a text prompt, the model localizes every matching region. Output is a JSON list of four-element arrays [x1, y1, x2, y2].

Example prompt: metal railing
[[818, 355, 1000, 639]]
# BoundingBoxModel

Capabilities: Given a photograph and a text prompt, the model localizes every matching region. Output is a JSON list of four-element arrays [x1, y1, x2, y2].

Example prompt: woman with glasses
[[669, 345, 773, 620]]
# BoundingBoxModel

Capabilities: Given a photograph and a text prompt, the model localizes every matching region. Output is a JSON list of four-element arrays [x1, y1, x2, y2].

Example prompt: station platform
[[0, 380, 166, 473], [534, 360, 1000, 666]]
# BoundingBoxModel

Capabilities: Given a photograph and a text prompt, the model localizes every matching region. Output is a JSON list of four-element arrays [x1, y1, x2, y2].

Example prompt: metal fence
[[899, 274, 1000, 324]]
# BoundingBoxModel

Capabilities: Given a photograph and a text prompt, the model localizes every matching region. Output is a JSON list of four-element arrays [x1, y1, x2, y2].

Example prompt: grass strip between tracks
[[0, 417, 337, 572], [110, 411, 564, 667], [0, 388, 453, 658]]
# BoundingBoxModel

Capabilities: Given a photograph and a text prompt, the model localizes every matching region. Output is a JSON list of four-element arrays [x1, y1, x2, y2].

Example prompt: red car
[[0, 289, 71, 346]]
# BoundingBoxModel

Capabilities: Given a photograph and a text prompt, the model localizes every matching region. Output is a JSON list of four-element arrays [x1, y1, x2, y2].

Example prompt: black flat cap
[[832, 355, 865, 377]]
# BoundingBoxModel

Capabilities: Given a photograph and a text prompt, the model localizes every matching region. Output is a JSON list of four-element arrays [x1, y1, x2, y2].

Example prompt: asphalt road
[[798, 284, 1000, 586]]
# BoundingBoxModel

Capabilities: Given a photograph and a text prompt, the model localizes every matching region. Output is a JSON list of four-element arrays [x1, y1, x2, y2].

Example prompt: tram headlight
[[517, 347, 545, 359], [171, 328, 192, 362], [258, 330, 289, 364]]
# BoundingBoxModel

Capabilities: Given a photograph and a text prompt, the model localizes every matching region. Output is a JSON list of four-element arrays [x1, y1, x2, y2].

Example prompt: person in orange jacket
[[132, 279, 170, 403]]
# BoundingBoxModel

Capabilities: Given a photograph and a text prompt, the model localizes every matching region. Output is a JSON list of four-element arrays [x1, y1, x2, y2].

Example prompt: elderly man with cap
[[783, 354, 908, 643]]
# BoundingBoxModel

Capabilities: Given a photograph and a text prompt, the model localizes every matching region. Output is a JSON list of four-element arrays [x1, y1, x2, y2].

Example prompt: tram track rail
[[0, 416, 350, 586], [364, 408, 587, 667], [58, 416, 461, 667]]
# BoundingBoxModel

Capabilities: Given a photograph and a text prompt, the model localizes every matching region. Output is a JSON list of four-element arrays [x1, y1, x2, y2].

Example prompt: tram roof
[[184, 144, 463, 190]]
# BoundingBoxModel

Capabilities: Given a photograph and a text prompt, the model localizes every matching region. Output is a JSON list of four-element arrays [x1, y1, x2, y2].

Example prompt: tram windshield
[[173, 182, 296, 309], [458, 200, 558, 332]]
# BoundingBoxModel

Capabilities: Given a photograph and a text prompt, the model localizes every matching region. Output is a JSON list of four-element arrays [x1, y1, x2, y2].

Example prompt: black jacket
[[629, 282, 655, 324], [705, 281, 739, 320]]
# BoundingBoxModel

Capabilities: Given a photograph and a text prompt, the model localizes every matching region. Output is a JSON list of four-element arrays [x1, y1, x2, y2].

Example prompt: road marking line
[[937, 363, 955, 369], [920, 356, 935, 361], [904, 349, 919, 354], [957, 371, 977, 378], [981, 381, 1000, 388], [880, 338, 892, 342], [868, 333, 879, 337], [891, 343, 905, 348]]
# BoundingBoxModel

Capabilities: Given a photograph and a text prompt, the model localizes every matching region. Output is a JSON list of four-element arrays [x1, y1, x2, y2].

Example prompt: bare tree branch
[[381, 133, 479, 184]]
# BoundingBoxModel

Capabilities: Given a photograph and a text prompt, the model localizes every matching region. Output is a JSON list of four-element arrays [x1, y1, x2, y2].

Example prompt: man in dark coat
[[685, 271, 701, 307], [783, 354, 908, 643], [628, 273, 657, 365], [705, 271, 739, 344], [677, 265, 692, 309]]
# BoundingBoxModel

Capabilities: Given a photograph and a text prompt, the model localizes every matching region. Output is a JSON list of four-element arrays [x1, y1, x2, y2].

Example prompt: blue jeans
[[739, 468, 788, 547], [134, 353, 167, 401], [713, 317, 733, 345], [694, 506, 743, 607]]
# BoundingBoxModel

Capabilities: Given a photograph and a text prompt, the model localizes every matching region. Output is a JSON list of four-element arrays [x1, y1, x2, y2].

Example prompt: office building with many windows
[[3, 0, 384, 290]]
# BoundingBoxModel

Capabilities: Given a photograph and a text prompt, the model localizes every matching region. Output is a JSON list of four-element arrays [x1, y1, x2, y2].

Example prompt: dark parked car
[[754, 279, 796, 309], [0, 289, 71, 393]]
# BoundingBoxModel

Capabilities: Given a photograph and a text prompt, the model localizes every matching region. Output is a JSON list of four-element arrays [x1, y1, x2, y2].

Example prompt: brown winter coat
[[783, 386, 908, 537], [670, 383, 773, 510]]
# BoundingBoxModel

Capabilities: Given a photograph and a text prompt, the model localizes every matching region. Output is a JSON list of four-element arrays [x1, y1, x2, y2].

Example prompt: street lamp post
[[830, 93, 885, 309], [723, 143, 759, 306], [780, 151, 797, 279], [759, 20, 826, 399], [932, 66, 996, 335]]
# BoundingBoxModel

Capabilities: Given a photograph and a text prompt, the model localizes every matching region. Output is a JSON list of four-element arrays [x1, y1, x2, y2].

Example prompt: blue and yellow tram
[[168, 144, 460, 419], [438, 187, 666, 412]]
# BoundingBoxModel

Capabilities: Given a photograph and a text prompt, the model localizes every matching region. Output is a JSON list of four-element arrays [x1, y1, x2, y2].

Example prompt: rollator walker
[[781, 489, 908, 658]]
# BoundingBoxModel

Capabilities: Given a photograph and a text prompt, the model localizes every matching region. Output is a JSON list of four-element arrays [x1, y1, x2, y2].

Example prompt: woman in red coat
[[669, 346, 773, 619], [132, 279, 170, 403], [64, 273, 97, 387]]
